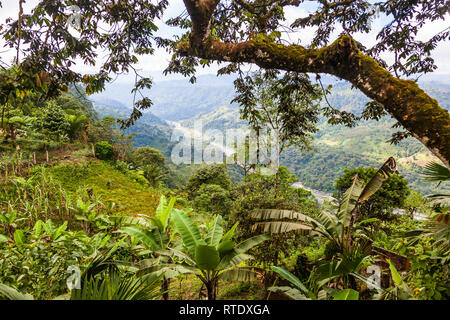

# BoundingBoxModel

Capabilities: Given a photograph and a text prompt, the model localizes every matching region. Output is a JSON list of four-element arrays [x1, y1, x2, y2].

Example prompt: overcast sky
[[1, 0, 449, 82]]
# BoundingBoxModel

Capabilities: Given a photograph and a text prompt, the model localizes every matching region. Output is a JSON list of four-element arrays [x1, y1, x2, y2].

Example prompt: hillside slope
[[49, 155, 161, 217]]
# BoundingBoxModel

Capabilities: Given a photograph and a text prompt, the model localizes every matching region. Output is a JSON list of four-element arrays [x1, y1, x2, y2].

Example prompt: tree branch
[[179, 1, 450, 167]]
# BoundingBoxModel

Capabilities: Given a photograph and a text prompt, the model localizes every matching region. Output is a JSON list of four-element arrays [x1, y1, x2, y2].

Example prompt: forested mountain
[[92, 75, 450, 195], [92, 98, 173, 155]]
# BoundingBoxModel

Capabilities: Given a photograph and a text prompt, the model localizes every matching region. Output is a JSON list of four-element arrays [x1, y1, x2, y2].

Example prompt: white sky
[[0, 0, 449, 81]]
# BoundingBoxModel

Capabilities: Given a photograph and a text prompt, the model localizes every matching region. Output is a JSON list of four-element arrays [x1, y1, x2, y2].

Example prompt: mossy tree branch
[[180, 0, 450, 168]]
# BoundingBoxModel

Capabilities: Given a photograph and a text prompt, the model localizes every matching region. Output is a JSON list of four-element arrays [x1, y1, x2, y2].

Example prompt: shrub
[[193, 184, 232, 216], [94, 141, 117, 161]]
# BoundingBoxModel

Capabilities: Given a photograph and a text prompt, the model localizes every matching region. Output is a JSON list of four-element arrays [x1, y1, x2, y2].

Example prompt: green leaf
[[387, 259, 402, 286], [358, 157, 397, 203], [0, 234, 8, 243], [268, 286, 309, 300], [206, 215, 224, 247], [333, 289, 359, 300], [137, 263, 197, 278], [156, 196, 176, 230], [53, 221, 67, 240], [234, 234, 270, 253], [271, 266, 309, 294], [252, 221, 313, 234], [220, 267, 259, 282], [217, 240, 235, 257], [118, 226, 159, 250], [13, 229, 25, 247], [172, 209, 205, 256], [195, 245, 220, 271], [337, 174, 364, 225], [421, 161, 450, 182], [33, 220, 44, 237], [222, 221, 239, 241]]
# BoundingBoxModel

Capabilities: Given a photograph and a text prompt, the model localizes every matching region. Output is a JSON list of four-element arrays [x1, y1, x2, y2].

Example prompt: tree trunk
[[161, 277, 170, 300], [206, 280, 217, 300]]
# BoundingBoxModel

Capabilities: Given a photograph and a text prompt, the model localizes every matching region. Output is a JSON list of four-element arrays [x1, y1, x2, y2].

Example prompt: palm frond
[[421, 161, 450, 182]]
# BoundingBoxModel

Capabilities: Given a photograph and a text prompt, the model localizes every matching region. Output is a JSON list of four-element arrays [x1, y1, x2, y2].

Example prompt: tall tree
[[233, 70, 322, 195]]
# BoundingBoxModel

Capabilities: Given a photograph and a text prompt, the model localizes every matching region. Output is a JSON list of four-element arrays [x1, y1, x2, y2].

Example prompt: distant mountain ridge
[[89, 74, 450, 195]]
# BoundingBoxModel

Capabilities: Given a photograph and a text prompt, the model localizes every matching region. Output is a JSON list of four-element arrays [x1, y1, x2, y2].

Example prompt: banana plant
[[251, 157, 399, 252], [269, 266, 360, 300], [251, 158, 398, 289], [118, 195, 177, 299], [139, 211, 270, 300], [32, 219, 68, 241]]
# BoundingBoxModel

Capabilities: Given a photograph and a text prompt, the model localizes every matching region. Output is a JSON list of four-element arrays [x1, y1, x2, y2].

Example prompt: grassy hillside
[[49, 159, 161, 217]]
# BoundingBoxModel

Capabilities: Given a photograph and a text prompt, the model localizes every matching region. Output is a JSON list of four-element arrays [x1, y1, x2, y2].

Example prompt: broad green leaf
[[217, 249, 253, 269], [53, 221, 67, 240], [234, 234, 270, 253], [195, 245, 220, 270], [271, 266, 309, 294], [0, 234, 8, 243], [33, 220, 44, 237], [217, 240, 235, 257], [387, 259, 402, 286], [268, 286, 310, 300], [157, 196, 176, 230], [155, 195, 167, 218], [206, 215, 224, 247], [358, 157, 397, 203], [157, 248, 196, 265], [252, 221, 313, 234], [172, 209, 205, 256], [337, 174, 364, 226], [333, 289, 359, 300], [13, 229, 25, 247], [137, 263, 197, 278], [251, 209, 314, 222], [222, 221, 239, 241], [220, 267, 258, 282], [118, 226, 159, 250]]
